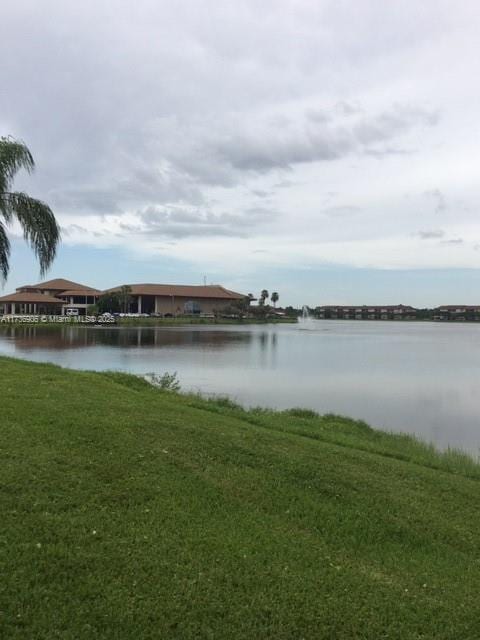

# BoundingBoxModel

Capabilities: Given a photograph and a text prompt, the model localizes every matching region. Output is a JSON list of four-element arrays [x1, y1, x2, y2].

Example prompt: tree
[[271, 291, 279, 308], [97, 292, 121, 314], [230, 297, 251, 318], [0, 136, 60, 281], [119, 285, 133, 313], [260, 289, 269, 305], [284, 306, 298, 317]]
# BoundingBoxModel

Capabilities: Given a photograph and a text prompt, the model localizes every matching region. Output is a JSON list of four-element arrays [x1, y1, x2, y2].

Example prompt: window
[[184, 300, 201, 314]]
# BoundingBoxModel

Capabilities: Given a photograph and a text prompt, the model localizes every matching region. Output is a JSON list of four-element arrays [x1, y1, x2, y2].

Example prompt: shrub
[[146, 371, 181, 392]]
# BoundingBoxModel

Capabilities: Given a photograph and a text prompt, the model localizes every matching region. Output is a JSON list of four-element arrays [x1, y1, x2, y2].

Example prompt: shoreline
[[2, 315, 480, 326], [0, 352, 476, 460], [0, 316, 297, 327]]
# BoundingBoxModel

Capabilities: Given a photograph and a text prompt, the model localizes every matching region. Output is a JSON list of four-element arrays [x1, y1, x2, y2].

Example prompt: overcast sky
[[2, 0, 480, 306]]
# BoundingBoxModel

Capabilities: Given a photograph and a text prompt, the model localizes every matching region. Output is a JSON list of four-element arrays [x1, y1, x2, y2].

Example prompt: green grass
[[1, 356, 479, 639]]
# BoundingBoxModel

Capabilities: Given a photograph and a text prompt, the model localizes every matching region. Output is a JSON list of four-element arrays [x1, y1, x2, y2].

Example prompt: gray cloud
[[322, 205, 362, 218], [251, 189, 272, 198], [136, 205, 278, 239], [2, 0, 477, 283], [203, 104, 437, 177], [364, 147, 413, 158], [0, 0, 439, 224], [61, 224, 89, 236], [416, 229, 445, 239], [425, 189, 447, 214], [335, 101, 364, 117], [441, 238, 464, 245]]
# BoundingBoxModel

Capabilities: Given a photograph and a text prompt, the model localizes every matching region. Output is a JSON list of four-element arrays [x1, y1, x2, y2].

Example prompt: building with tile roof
[[0, 278, 248, 316]]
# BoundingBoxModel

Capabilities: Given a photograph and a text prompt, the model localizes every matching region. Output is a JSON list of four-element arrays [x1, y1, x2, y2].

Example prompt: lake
[[1, 320, 480, 454]]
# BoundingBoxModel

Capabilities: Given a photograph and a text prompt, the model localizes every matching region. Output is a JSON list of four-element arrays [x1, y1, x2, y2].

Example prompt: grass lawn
[[0, 356, 479, 639]]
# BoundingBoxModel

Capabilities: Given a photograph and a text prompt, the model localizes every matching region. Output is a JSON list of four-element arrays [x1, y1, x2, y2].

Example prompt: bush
[[146, 371, 181, 392], [283, 408, 319, 419]]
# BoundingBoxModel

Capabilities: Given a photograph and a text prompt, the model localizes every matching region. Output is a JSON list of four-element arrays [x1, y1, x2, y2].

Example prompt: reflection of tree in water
[[0, 326, 254, 352], [258, 332, 268, 351], [257, 330, 278, 369], [0, 326, 96, 351], [257, 331, 278, 350]]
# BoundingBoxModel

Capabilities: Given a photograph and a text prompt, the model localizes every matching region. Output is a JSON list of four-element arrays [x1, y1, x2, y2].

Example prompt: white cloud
[[3, 0, 480, 277]]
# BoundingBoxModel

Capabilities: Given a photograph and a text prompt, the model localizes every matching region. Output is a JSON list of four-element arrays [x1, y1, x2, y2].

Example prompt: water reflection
[[0, 325, 257, 351], [1, 321, 480, 454]]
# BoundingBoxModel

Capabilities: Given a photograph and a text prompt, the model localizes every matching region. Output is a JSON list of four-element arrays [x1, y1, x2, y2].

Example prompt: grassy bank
[[1, 356, 479, 639]]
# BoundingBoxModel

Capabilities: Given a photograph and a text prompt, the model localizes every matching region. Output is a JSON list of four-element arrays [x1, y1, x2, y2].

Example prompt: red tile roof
[[104, 284, 246, 300], [318, 304, 417, 310], [59, 289, 101, 297], [17, 278, 96, 292], [436, 305, 480, 310], [0, 292, 64, 304]]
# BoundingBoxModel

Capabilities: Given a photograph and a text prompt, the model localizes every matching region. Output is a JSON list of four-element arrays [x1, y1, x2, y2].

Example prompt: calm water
[[1, 320, 480, 454]]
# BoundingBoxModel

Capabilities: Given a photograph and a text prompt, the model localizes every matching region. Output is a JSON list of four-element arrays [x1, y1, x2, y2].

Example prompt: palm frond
[[0, 137, 35, 196], [0, 220, 11, 282], [4, 192, 60, 276]]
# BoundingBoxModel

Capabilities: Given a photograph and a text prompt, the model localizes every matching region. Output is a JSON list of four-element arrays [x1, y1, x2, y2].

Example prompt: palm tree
[[271, 291, 279, 308], [260, 289, 269, 304], [0, 136, 60, 282]]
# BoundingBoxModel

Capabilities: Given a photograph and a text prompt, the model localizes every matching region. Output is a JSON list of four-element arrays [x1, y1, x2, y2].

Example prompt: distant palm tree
[[271, 291, 279, 308], [0, 136, 60, 282], [260, 289, 269, 304]]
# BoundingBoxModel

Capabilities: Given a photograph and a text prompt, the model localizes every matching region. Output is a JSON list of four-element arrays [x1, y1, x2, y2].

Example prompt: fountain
[[299, 305, 315, 329]]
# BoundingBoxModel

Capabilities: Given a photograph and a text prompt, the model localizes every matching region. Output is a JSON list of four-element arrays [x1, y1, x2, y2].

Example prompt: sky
[[2, 0, 480, 307]]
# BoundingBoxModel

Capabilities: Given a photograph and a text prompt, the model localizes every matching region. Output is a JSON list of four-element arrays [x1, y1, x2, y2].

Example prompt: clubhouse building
[[0, 278, 247, 316]]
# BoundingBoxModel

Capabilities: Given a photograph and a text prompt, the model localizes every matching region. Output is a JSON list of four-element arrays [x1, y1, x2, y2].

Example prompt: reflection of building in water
[[0, 278, 249, 316], [0, 326, 254, 352], [0, 325, 99, 350], [256, 330, 278, 369]]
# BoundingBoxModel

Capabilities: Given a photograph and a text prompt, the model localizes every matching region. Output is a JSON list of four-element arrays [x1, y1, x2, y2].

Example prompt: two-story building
[[315, 305, 418, 320], [433, 306, 480, 321], [0, 278, 100, 315]]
